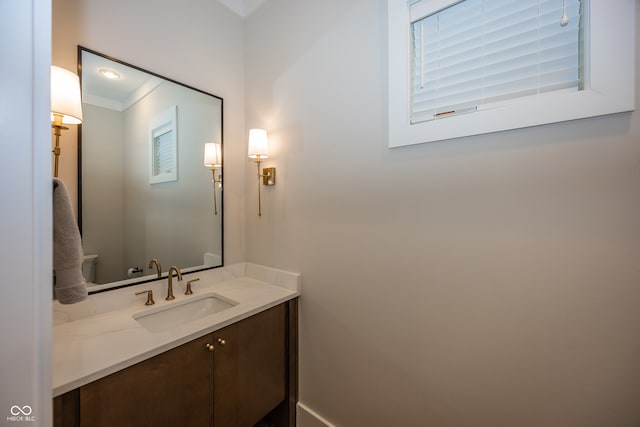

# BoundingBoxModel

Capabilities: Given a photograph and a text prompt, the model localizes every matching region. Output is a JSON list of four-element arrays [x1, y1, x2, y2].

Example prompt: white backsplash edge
[[245, 262, 301, 292]]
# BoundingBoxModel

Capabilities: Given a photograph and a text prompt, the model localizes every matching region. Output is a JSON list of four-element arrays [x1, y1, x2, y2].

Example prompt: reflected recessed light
[[99, 68, 120, 79]]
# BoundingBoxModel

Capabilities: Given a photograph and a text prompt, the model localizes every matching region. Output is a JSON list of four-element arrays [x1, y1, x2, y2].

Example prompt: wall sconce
[[248, 128, 276, 217], [204, 142, 222, 215], [50, 65, 83, 178]]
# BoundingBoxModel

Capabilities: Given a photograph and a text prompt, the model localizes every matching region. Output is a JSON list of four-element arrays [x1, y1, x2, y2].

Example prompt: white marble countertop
[[52, 263, 300, 397]]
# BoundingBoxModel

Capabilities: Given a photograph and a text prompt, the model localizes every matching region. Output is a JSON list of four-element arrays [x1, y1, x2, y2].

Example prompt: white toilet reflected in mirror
[[82, 254, 98, 285]]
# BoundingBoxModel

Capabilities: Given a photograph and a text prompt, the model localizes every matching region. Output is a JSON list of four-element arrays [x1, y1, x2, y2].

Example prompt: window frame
[[388, 0, 635, 148]]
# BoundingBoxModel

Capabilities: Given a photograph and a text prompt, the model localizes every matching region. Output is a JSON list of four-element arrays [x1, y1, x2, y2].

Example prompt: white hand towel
[[53, 178, 87, 304]]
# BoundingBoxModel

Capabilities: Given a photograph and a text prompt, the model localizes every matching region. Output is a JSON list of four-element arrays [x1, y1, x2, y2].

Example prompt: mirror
[[78, 47, 223, 293]]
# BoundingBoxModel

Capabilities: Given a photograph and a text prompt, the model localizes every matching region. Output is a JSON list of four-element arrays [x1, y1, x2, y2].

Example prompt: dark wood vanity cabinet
[[54, 300, 298, 427], [213, 303, 287, 427], [80, 333, 215, 426]]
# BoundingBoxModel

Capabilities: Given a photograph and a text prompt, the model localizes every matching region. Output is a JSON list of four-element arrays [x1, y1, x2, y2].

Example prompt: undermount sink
[[133, 293, 237, 333]]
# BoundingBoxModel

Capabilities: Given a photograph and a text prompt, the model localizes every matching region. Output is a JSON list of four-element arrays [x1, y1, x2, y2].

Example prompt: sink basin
[[133, 293, 237, 333]]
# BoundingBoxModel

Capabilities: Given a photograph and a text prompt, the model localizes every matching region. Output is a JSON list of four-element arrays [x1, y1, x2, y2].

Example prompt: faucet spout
[[166, 266, 182, 301], [148, 258, 162, 278]]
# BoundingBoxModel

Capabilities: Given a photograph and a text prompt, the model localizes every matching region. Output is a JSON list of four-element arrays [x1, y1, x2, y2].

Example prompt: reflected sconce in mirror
[[248, 128, 276, 217], [50, 65, 83, 177], [204, 143, 223, 215]]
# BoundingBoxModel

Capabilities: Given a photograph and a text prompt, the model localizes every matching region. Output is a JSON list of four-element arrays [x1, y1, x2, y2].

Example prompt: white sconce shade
[[51, 65, 83, 124], [248, 128, 269, 159], [204, 143, 222, 167], [247, 128, 275, 217]]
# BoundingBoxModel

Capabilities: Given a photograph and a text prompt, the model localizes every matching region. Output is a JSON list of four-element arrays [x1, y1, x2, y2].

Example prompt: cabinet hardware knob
[[205, 343, 215, 352], [217, 338, 226, 345]]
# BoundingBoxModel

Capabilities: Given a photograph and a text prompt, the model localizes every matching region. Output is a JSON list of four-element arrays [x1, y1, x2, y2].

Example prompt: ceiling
[[81, 51, 162, 111], [81, 0, 268, 110], [217, 0, 266, 17]]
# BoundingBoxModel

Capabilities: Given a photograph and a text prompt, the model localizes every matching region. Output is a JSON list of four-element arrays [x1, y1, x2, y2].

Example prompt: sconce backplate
[[263, 167, 276, 186]]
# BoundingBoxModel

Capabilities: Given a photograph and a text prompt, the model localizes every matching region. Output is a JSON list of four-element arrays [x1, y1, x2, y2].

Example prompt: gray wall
[[82, 104, 125, 283], [245, 1, 640, 426], [50, 0, 640, 425]]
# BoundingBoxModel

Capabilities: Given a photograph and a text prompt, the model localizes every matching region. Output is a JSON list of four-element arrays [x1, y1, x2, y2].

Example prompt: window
[[388, 0, 635, 147], [149, 106, 178, 184], [152, 129, 174, 176], [411, 0, 582, 123]]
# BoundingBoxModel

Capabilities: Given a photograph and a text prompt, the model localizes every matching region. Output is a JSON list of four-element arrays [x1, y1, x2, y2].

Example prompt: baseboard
[[296, 402, 336, 427]]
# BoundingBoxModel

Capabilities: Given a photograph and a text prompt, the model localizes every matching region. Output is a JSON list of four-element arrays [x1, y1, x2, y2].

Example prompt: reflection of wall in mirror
[[82, 81, 222, 284], [82, 104, 124, 283]]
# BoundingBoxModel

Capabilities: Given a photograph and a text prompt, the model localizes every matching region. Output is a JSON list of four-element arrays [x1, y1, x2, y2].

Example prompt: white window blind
[[411, 0, 582, 124], [149, 105, 177, 184], [153, 129, 175, 176]]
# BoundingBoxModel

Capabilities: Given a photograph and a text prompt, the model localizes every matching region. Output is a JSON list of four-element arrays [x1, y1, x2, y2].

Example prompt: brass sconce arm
[[252, 155, 276, 217], [51, 113, 68, 178], [248, 129, 275, 217], [209, 166, 223, 215], [204, 142, 222, 215]]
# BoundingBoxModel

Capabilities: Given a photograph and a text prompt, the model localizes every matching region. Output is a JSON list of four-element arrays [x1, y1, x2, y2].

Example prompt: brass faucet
[[148, 258, 162, 278], [166, 266, 182, 300]]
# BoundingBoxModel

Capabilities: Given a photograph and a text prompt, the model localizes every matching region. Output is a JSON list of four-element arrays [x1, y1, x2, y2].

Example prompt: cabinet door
[[214, 304, 286, 427], [212, 321, 240, 426], [53, 389, 79, 427], [79, 333, 215, 427]]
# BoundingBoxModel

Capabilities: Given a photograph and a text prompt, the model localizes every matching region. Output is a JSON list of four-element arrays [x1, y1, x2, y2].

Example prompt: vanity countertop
[[52, 263, 300, 397]]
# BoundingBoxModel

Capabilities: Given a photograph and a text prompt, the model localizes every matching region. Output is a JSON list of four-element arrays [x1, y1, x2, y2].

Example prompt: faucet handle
[[135, 290, 155, 306], [185, 278, 200, 295]]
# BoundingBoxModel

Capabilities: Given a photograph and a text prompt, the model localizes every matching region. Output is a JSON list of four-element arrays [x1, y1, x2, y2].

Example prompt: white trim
[[388, 0, 636, 147], [410, 0, 458, 21], [82, 93, 125, 111], [34, 0, 53, 425], [297, 402, 338, 427], [0, 0, 52, 424], [124, 77, 163, 110]]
